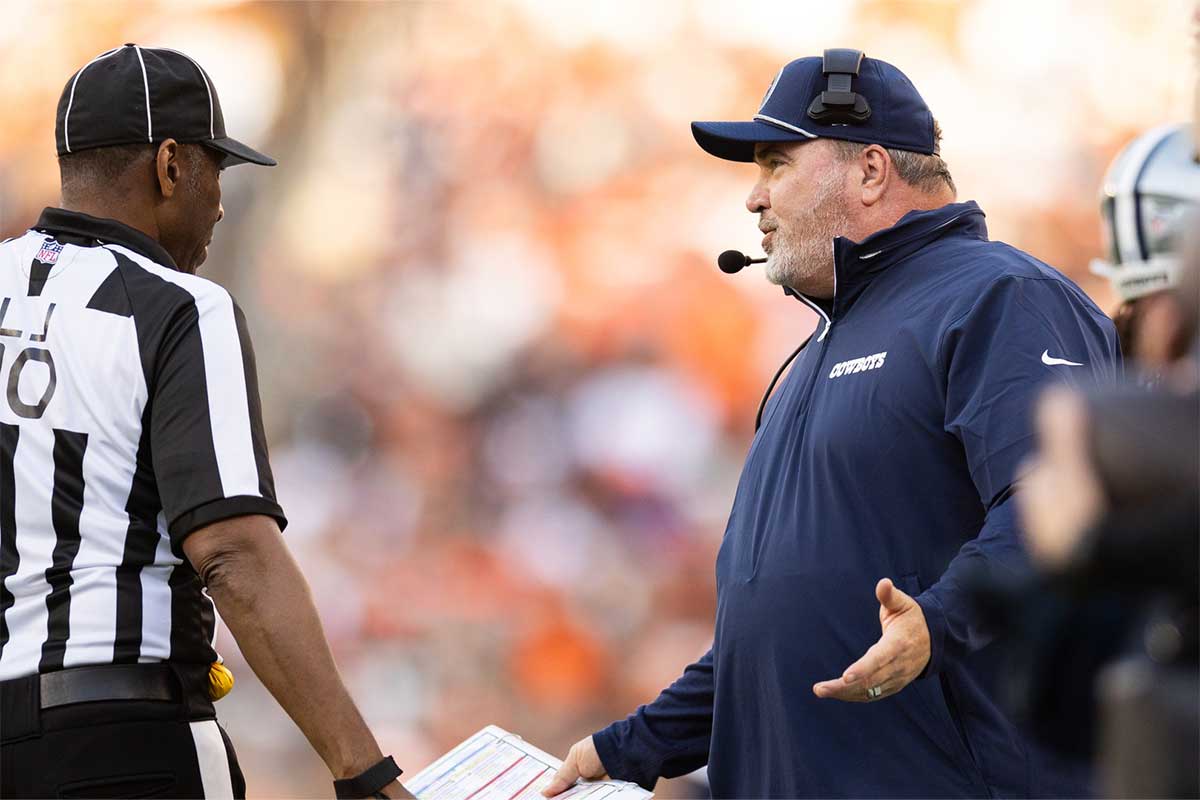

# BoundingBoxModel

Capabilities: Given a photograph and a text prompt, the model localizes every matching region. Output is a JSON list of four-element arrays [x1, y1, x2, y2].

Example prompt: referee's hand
[[542, 736, 608, 796]]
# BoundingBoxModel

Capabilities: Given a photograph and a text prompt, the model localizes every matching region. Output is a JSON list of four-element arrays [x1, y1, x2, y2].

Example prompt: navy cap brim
[[203, 136, 277, 168], [691, 119, 816, 163]]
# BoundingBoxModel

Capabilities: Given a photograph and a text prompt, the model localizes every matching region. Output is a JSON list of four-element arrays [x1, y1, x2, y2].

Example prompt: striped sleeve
[[149, 282, 285, 542]]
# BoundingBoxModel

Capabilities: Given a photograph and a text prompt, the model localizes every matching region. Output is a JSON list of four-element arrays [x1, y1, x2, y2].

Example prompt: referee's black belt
[[1, 663, 215, 744], [37, 663, 180, 708], [1, 663, 180, 710]]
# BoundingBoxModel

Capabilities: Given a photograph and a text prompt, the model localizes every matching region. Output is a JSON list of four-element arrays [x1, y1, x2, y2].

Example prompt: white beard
[[763, 168, 848, 294], [764, 232, 817, 288]]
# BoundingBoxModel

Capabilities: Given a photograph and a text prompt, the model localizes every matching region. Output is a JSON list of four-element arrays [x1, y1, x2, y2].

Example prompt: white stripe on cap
[[753, 114, 818, 139], [133, 45, 152, 143], [63, 47, 122, 153], [189, 720, 235, 799], [157, 47, 214, 138]]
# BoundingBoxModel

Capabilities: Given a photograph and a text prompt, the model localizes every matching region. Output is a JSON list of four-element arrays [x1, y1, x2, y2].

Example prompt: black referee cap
[[55, 44, 276, 168]]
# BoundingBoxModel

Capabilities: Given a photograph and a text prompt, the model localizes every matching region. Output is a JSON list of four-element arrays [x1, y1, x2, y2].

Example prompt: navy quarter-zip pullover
[[593, 202, 1121, 798]]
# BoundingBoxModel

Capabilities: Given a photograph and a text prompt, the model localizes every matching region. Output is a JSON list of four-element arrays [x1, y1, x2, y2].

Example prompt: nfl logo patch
[[35, 239, 64, 265]]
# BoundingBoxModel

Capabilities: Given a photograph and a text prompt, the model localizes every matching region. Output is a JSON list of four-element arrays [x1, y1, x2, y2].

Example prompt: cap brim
[[691, 120, 815, 162], [203, 136, 277, 168]]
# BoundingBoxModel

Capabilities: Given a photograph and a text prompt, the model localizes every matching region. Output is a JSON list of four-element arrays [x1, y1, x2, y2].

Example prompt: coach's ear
[[155, 139, 182, 199], [858, 144, 890, 207]]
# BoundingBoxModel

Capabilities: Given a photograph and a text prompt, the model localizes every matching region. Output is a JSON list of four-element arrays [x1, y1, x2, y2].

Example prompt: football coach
[[546, 50, 1120, 798]]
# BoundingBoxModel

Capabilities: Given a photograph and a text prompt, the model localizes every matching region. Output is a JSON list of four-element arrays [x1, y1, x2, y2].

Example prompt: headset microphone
[[718, 250, 767, 274]]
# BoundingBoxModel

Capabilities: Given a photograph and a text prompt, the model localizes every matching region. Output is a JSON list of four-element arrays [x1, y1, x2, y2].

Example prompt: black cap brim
[[691, 120, 816, 162], [203, 136, 277, 168]]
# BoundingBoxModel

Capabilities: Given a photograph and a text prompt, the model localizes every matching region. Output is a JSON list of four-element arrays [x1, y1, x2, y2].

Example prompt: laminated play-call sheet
[[407, 725, 653, 800]]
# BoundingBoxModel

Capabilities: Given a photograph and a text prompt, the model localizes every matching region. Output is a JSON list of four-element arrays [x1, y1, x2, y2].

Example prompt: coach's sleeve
[[591, 648, 714, 790], [150, 288, 286, 544], [915, 274, 1120, 676]]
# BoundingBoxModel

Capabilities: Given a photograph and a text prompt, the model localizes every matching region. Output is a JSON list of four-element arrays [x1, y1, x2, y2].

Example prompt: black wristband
[[333, 756, 403, 799]]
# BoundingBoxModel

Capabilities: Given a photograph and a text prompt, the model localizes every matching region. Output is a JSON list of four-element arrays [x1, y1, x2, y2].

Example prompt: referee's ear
[[155, 138, 183, 200]]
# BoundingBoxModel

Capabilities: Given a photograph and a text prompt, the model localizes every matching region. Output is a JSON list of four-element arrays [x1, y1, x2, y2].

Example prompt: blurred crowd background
[[0, 1, 1195, 796]]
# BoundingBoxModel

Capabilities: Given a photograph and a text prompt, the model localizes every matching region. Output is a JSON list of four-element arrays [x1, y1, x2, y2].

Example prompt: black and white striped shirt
[[0, 208, 285, 681]]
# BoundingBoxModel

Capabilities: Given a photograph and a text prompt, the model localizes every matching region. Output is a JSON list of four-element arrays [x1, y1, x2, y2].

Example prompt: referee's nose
[[217, 203, 224, 224]]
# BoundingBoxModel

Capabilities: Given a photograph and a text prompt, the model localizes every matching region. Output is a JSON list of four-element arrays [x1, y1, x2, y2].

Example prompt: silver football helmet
[[1091, 124, 1200, 302]]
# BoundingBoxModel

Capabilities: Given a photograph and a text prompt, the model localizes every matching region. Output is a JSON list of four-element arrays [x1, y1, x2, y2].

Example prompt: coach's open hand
[[542, 736, 608, 797], [812, 578, 931, 702]]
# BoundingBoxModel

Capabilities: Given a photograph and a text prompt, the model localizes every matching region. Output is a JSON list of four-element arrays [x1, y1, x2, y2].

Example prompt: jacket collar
[[34, 207, 178, 269], [788, 200, 987, 321]]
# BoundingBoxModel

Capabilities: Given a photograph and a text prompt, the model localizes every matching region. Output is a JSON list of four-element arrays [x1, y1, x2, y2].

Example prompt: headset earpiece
[[807, 48, 871, 125]]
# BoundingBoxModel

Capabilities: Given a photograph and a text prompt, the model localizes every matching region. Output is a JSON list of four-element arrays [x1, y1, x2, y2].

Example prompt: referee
[[0, 46, 409, 799]]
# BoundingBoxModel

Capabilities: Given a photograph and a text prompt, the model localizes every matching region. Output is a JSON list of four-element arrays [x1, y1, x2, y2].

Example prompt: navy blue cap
[[55, 44, 276, 168], [692, 51, 937, 162]]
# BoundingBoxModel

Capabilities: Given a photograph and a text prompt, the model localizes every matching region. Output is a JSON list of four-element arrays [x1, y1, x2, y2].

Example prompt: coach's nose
[[746, 178, 770, 214]]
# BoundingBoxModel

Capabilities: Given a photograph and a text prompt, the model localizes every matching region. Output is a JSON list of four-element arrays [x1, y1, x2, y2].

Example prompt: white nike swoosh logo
[[1041, 350, 1084, 367]]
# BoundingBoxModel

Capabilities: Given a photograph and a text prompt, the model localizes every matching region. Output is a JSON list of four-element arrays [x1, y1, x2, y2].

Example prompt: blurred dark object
[[971, 571, 1137, 761], [1086, 387, 1199, 511], [1085, 385, 1200, 797], [1098, 660, 1199, 798], [971, 383, 1199, 795]]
